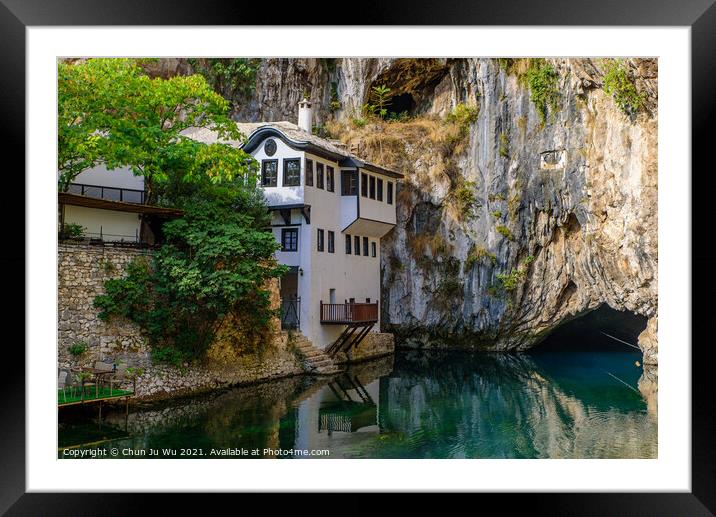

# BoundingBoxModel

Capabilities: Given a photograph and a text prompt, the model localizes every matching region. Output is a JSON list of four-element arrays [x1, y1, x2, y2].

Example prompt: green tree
[[369, 84, 392, 119], [94, 179, 286, 364], [57, 58, 246, 202]]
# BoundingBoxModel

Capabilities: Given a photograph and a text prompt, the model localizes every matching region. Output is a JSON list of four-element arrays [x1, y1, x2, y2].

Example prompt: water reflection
[[60, 350, 656, 459]]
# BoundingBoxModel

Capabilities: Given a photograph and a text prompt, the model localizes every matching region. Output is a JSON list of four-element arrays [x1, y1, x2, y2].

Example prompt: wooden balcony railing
[[320, 301, 378, 325], [67, 182, 146, 204]]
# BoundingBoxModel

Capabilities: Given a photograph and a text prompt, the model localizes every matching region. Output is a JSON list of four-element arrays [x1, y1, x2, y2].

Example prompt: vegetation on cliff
[[601, 59, 646, 116]]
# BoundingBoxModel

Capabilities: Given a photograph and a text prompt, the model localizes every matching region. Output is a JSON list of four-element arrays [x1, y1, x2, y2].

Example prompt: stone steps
[[290, 334, 342, 375]]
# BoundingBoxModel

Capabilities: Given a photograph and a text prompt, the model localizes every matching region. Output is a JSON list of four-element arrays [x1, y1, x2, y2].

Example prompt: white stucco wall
[[254, 146, 394, 350], [63, 205, 141, 242], [72, 164, 144, 191], [254, 137, 305, 207], [358, 170, 397, 226]]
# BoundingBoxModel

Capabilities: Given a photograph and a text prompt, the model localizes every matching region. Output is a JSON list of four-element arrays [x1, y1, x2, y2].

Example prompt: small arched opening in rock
[[388, 93, 416, 117], [534, 304, 648, 353]]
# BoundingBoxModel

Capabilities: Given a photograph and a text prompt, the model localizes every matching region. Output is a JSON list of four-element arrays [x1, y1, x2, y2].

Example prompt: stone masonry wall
[[334, 332, 395, 364], [58, 243, 306, 400]]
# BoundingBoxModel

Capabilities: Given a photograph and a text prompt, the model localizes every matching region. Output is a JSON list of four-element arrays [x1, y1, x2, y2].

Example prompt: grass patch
[[407, 232, 452, 264], [58, 386, 133, 405], [517, 115, 528, 137], [491, 210, 502, 219]]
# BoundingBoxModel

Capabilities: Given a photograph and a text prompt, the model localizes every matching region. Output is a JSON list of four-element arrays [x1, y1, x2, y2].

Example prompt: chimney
[[297, 98, 313, 133]]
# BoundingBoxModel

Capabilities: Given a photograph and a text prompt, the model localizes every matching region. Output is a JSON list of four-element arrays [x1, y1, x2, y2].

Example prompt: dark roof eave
[[59, 192, 184, 217], [243, 126, 403, 179]]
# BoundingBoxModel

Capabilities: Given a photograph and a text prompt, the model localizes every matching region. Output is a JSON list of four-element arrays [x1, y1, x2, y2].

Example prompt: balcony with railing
[[67, 183, 146, 204], [320, 301, 378, 325]]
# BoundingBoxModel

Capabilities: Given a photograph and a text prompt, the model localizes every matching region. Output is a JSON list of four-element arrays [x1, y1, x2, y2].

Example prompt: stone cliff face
[[187, 57, 659, 363]]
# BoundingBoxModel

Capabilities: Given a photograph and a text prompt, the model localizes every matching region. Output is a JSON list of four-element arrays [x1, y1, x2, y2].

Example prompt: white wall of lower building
[[63, 205, 141, 241], [72, 164, 144, 191]]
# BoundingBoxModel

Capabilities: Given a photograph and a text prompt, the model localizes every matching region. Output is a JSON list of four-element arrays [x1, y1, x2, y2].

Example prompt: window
[[371, 241, 377, 257], [305, 159, 314, 186], [345, 234, 352, 254], [361, 173, 368, 197], [327, 166, 335, 192], [317, 163, 324, 189], [363, 236, 369, 256], [317, 229, 324, 252], [377, 178, 383, 201], [261, 160, 278, 187], [342, 170, 357, 195], [327, 231, 335, 253], [365, 298, 371, 303], [387, 182, 393, 204], [354, 235, 360, 255], [283, 158, 301, 187], [281, 228, 298, 251], [369, 176, 376, 199]]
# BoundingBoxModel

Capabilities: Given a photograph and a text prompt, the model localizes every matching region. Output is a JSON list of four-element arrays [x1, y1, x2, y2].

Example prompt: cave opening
[[388, 93, 416, 117], [532, 304, 648, 354]]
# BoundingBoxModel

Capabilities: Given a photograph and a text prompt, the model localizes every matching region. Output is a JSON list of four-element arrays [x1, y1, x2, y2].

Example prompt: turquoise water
[[58, 349, 657, 459]]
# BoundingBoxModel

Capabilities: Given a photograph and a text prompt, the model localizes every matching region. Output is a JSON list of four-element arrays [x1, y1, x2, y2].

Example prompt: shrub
[[602, 59, 645, 116], [465, 245, 497, 270], [499, 132, 509, 158], [496, 225, 514, 241], [446, 103, 479, 132], [524, 60, 560, 125], [495, 255, 536, 292], [491, 210, 502, 219], [68, 341, 88, 356], [329, 82, 341, 113], [453, 180, 478, 215], [496, 269, 526, 291], [62, 223, 85, 239], [151, 346, 187, 367], [351, 118, 367, 128]]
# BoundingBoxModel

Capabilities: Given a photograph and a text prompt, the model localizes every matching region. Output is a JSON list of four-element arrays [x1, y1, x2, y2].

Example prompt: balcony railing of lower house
[[280, 297, 300, 330], [67, 183, 146, 204], [320, 302, 378, 325], [58, 226, 157, 248]]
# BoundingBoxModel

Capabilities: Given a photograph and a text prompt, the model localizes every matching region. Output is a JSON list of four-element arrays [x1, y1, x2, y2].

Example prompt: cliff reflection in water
[[370, 350, 656, 459], [64, 350, 656, 459]]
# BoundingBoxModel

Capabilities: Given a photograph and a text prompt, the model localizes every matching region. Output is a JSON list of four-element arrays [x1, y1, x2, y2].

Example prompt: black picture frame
[[3, 0, 713, 513]]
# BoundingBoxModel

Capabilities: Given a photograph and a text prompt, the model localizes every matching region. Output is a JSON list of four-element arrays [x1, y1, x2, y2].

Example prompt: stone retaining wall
[[334, 332, 395, 364], [58, 243, 305, 400]]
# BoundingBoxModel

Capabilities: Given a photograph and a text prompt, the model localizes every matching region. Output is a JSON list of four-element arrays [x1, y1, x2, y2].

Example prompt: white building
[[58, 165, 181, 245], [186, 99, 403, 353], [60, 99, 401, 354]]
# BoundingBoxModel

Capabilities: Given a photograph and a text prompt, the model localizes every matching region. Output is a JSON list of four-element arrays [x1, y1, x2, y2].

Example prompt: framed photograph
[[4, 0, 713, 512]]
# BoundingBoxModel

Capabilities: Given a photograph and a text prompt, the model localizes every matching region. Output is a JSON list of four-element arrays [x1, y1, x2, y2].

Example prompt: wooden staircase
[[325, 322, 375, 358], [293, 334, 343, 375]]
